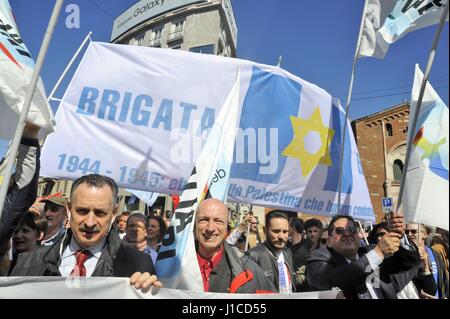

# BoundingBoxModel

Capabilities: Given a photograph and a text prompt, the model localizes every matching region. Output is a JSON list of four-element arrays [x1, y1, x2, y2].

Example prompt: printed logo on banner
[[413, 100, 449, 181], [230, 66, 301, 183], [0, 9, 34, 68]]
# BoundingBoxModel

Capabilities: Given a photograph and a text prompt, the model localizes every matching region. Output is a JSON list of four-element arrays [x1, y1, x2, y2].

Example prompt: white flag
[[0, 0, 55, 139], [41, 42, 375, 221], [155, 70, 241, 291], [358, 0, 449, 58], [404, 64, 449, 230]]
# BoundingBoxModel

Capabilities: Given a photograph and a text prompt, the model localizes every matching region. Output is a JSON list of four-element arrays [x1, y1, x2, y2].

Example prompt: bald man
[[194, 199, 276, 293]]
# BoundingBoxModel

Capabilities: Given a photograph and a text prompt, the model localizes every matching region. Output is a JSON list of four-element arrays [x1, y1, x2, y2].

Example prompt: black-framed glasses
[[333, 226, 357, 235], [405, 229, 418, 235]]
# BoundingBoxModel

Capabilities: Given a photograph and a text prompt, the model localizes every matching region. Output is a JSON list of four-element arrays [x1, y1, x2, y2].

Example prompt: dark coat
[[0, 138, 40, 248], [10, 228, 155, 277], [208, 243, 277, 294], [306, 244, 420, 299], [432, 248, 449, 299], [246, 241, 296, 292]]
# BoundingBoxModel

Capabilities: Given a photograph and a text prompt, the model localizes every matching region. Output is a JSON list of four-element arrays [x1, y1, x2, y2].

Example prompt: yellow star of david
[[282, 107, 335, 177]]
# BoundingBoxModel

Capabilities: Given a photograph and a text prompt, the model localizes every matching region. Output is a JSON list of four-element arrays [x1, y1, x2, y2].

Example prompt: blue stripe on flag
[[323, 101, 353, 194], [231, 66, 301, 183]]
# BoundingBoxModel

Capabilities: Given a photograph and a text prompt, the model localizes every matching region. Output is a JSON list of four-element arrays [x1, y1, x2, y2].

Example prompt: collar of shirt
[[62, 236, 107, 261], [196, 246, 225, 292], [41, 226, 65, 246]]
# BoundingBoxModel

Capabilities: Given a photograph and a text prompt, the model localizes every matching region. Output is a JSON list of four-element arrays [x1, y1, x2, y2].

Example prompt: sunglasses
[[333, 226, 357, 235], [375, 231, 387, 239], [405, 229, 418, 235]]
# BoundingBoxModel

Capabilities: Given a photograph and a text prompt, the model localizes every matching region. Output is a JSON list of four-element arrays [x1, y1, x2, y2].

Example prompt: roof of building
[[352, 102, 410, 123]]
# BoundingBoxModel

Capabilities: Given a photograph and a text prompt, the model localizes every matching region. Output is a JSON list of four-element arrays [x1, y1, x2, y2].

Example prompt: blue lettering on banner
[[77, 87, 98, 115], [231, 66, 301, 183], [323, 101, 353, 194], [152, 98, 173, 130], [75, 87, 215, 133], [131, 95, 152, 126]]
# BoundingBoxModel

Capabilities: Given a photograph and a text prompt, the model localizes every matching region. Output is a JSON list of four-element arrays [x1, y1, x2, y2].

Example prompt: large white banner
[[0, 277, 340, 299], [404, 65, 449, 230], [40, 42, 375, 221]]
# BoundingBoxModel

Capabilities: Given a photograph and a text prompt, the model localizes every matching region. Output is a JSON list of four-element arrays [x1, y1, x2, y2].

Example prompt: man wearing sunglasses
[[306, 213, 421, 299]]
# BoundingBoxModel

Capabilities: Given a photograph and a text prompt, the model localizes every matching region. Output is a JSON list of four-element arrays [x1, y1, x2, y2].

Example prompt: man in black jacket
[[306, 214, 420, 299], [195, 198, 276, 293], [246, 210, 296, 293], [11, 174, 161, 292]]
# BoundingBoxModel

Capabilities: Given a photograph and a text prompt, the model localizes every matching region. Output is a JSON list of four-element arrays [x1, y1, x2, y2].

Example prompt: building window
[[386, 123, 393, 137], [170, 45, 182, 50], [190, 44, 215, 55], [393, 159, 403, 181], [136, 32, 145, 46], [169, 19, 184, 41], [217, 40, 224, 56], [150, 26, 163, 47]]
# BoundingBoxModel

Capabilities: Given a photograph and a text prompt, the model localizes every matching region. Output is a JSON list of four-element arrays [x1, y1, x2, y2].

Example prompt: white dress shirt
[[59, 237, 107, 277], [276, 252, 292, 294]]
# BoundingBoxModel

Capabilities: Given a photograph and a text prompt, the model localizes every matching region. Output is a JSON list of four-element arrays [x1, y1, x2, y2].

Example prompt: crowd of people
[[0, 123, 448, 298]]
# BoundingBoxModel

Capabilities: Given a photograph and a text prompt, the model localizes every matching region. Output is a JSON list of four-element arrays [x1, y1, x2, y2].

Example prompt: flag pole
[[0, 0, 64, 217], [395, 4, 449, 214], [277, 55, 283, 67], [47, 31, 92, 102], [337, 0, 368, 213]]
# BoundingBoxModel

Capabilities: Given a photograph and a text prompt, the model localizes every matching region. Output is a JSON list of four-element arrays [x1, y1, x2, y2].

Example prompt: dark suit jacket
[[10, 229, 155, 277], [306, 244, 420, 299]]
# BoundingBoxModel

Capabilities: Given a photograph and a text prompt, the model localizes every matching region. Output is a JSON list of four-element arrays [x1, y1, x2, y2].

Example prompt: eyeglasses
[[375, 231, 387, 239], [333, 226, 357, 235], [320, 238, 328, 244], [405, 229, 418, 235]]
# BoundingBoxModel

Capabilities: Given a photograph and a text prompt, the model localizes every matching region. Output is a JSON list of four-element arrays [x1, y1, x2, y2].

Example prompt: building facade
[[111, 0, 237, 57], [352, 103, 410, 222]]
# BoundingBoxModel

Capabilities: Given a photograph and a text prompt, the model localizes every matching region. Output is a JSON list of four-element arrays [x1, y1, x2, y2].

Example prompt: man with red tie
[[10, 174, 161, 292]]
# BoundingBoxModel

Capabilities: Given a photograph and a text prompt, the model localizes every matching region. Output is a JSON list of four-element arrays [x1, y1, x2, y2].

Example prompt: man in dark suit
[[10, 174, 161, 293], [306, 213, 420, 299]]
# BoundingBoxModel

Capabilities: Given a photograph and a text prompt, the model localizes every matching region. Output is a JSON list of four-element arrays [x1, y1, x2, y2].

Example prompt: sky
[[1, 0, 449, 155]]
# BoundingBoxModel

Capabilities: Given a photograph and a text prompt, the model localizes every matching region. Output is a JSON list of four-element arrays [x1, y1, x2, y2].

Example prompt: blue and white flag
[[126, 189, 159, 207], [0, 0, 55, 139], [155, 70, 241, 291], [40, 42, 374, 222], [404, 65, 449, 230], [358, 0, 448, 58]]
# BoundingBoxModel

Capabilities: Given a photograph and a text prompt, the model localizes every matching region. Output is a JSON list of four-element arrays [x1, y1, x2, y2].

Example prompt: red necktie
[[69, 250, 91, 277]]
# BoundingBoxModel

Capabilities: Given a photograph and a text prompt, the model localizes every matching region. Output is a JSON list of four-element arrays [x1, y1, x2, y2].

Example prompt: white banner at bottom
[[0, 277, 340, 299]]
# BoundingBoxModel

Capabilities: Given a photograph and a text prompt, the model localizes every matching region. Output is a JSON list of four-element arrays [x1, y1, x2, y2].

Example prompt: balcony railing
[[168, 31, 183, 42]]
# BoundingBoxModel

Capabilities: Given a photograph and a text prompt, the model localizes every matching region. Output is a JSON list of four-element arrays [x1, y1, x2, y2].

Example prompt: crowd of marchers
[[0, 123, 448, 298]]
